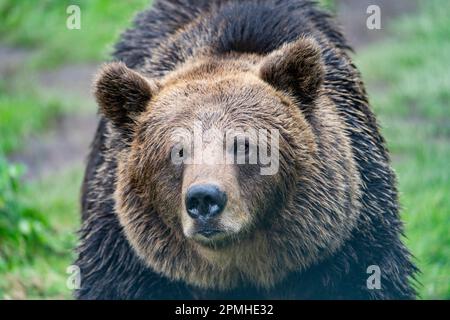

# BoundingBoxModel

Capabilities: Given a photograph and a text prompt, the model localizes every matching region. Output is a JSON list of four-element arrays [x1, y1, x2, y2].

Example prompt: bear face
[[94, 37, 362, 290]]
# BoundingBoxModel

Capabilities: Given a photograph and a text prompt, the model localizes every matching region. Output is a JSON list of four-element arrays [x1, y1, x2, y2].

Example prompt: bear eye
[[233, 137, 250, 156], [170, 143, 186, 165]]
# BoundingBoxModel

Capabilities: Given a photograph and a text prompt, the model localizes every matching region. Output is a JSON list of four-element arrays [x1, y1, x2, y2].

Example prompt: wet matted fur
[[76, 0, 418, 299]]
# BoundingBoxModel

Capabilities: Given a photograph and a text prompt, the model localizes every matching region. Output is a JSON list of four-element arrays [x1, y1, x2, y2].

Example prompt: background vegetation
[[0, 0, 448, 299]]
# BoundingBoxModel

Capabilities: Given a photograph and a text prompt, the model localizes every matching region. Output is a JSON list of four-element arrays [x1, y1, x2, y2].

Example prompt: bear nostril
[[185, 184, 227, 219], [188, 198, 199, 209], [187, 198, 200, 216]]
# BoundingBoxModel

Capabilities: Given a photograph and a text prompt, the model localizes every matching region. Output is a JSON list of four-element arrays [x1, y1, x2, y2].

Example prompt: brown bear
[[76, 0, 418, 299]]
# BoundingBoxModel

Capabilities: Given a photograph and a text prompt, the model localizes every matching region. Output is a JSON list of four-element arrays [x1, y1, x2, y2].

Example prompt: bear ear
[[94, 62, 158, 130], [259, 37, 324, 106]]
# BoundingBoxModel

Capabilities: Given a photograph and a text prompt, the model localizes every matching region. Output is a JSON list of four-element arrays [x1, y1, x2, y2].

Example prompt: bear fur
[[76, 0, 418, 299]]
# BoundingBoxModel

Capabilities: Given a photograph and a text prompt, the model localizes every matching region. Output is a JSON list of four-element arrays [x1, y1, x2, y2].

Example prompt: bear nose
[[185, 184, 227, 219]]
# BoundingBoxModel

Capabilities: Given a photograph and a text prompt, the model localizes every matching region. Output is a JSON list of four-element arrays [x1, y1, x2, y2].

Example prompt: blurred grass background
[[0, 0, 448, 299]]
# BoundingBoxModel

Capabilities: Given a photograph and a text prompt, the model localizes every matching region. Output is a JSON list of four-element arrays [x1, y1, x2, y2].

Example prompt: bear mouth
[[196, 227, 222, 238], [189, 224, 241, 249], [190, 223, 255, 250]]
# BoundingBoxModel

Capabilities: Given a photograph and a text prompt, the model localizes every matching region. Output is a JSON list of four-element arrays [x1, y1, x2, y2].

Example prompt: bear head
[[93, 37, 361, 290]]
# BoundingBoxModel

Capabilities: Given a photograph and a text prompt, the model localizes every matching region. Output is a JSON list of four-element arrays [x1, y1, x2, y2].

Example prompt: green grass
[[0, 0, 151, 152], [0, 82, 62, 154], [356, 0, 450, 299], [0, 158, 49, 273], [0, 154, 81, 299], [0, 0, 149, 67], [0, 0, 149, 300], [0, 166, 82, 299]]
